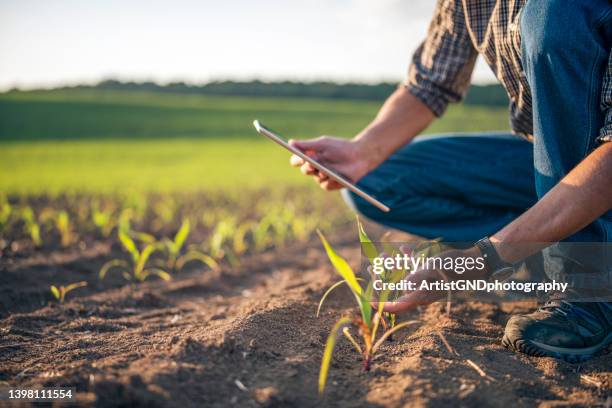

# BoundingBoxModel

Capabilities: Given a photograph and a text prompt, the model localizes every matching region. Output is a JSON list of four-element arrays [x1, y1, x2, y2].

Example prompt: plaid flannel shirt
[[406, 0, 612, 143]]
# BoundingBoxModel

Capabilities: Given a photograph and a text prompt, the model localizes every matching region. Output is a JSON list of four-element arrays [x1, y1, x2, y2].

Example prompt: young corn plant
[[20, 207, 42, 247], [99, 230, 170, 282], [290, 215, 318, 242], [208, 219, 240, 266], [317, 220, 405, 328], [252, 216, 274, 252], [91, 203, 116, 237], [55, 210, 74, 247], [0, 197, 11, 234], [232, 221, 256, 255], [162, 218, 219, 272], [316, 225, 419, 395], [152, 197, 177, 229], [50, 281, 87, 303]]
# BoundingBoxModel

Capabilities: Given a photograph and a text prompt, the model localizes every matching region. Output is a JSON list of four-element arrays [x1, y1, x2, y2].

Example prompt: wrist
[[474, 237, 516, 280], [463, 246, 491, 280], [352, 129, 388, 173]]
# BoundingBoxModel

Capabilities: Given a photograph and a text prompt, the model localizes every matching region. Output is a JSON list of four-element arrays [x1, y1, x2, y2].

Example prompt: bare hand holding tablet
[[253, 120, 390, 212]]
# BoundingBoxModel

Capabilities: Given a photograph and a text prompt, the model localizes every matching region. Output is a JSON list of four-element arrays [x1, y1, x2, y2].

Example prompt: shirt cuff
[[404, 80, 450, 117], [597, 109, 612, 143]]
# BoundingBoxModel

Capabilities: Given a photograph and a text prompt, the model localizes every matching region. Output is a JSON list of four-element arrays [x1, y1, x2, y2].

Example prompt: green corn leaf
[[64, 281, 87, 293], [99, 259, 129, 280], [357, 217, 378, 265], [119, 230, 139, 261], [135, 244, 158, 276], [56, 210, 69, 229], [30, 224, 42, 246], [372, 320, 420, 354], [371, 286, 392, 341], [341, 327, 362, 354], [381, 241, 400, 258], [316, 230, 362, 297], [316, 279, 364, 318], [233, 222, 254, 255], [176, 251, 220, 272], [362, 280, 374, 327], [142, 268, 171, 282], [133, 231, 157, 244], [318, 229, 373, 325], [50, 285, 60, 300], [173, 219, 190, 252], [319, 317, 352, 395]]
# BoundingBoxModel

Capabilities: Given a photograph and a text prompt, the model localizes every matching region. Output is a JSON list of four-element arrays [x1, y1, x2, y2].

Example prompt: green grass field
[[0, 89, 510, 194]]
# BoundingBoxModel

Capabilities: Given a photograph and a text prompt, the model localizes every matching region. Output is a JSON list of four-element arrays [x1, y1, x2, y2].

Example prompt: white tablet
[[253, 120, 390, 213]]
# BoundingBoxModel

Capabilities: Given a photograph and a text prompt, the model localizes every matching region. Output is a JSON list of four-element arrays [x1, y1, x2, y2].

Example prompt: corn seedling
[[233, 221, 256, 255], [252, 217, 274, 252], [152, 198, 177, 229], [50, 281, 87, 303], [55, 210, 74, 247], [0, 197, 11, 234], [92, 204, 115, 237], [162, 218, 219, 272], [20, 207, 42, 247], [163, 218, 190, 267], [99, 230, 170, 282], [208, 219, 240, 266], [122, 193, 147, 221], [209, 219, 235, 257], [118, 208, 134, 233], [316, 226, 419, 395], [318, 219, 405, 330], [290, 216, 317, 242]]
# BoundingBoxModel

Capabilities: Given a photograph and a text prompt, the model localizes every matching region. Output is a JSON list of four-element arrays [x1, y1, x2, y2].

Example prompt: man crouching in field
[[290, 0, 612, 362]]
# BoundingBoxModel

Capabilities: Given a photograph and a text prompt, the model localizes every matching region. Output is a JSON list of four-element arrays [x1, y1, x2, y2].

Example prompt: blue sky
[[0, 0, 497, 90]]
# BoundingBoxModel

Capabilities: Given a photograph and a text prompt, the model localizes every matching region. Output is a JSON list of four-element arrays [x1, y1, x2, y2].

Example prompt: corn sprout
[[20, 207, 42, 247], [50, 281, 87, 303], [55, 210, 74, 247], [316, 222, 420, 395], [0, 197, 11, 234], [92, 203, 115, 237], [162, 218, 219, 272], [99, 230, 170, 282]]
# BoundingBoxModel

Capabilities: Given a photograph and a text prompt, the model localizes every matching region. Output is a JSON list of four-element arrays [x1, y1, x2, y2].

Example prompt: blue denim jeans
[[344, 133, 538, 241], [345, 0, 612, 286]]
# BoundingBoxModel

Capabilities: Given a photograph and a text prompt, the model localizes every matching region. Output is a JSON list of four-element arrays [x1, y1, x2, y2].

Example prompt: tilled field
[[1, 226, 610, 407]]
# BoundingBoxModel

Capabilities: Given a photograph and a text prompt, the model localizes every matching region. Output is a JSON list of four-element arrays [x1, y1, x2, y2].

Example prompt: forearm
[[491, 142, 612, 262], [353, 86, 436, 172]]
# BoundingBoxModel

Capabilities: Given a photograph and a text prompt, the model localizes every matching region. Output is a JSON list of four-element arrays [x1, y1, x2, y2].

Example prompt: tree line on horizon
[[15, 79, 510, 107]]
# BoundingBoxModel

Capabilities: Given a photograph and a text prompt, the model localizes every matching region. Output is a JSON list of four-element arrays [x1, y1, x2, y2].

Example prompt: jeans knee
[[342, 189, 386, 222], [520, 0, 578, 62]]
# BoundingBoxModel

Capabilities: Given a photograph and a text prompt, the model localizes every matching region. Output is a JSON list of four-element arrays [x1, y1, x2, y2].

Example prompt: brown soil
[[1, 226, 610, 407]]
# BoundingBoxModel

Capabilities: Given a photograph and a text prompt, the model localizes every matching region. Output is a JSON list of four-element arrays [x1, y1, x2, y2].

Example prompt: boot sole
[[502, 332, 612, 363]]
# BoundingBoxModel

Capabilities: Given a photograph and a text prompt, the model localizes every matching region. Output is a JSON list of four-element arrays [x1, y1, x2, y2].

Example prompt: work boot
[[502, 300, 612, 362]]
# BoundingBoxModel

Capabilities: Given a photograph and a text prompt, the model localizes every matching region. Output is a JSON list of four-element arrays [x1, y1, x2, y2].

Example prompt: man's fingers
[[288, 137, 341, 191], [289, 154, 304, 167], [381, 289, 443, 313], [301, 162, 317, 176], [319, 179, 342, 191], [379, 268, 446, 313]]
